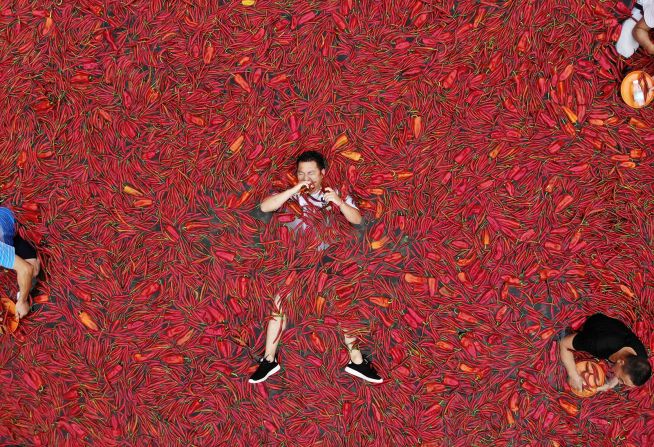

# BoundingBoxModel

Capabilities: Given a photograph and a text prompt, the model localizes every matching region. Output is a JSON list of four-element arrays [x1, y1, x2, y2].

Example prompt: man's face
[[613, 362, 636, 388], [297, 161, 325, 192]]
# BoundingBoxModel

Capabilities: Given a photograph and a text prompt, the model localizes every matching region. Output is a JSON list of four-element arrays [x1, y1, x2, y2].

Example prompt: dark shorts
[[14, 234, 37, 259]]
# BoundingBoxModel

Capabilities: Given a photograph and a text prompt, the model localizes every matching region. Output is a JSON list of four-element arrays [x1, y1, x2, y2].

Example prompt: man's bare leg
[[25, 258, 40, 278], [263, 294, 287, 361], [249, 293, 288, 383], [14, 258, 39, 319], [13, 257, 34, 320], [344, 329, 363, 364], [343, 328, 382, 383], [633, 18, 654, 55]]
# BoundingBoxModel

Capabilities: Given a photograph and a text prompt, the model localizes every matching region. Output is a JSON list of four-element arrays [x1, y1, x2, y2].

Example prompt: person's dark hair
[[296, 150, 326, 171], [624, 356, 652, 386]]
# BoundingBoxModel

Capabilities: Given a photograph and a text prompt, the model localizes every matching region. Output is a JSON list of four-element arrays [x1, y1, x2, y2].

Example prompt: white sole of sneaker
[[248, 364, 281, 384], [344, 366, 383, 384]]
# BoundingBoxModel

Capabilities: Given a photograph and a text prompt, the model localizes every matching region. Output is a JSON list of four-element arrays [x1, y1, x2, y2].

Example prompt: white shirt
[[637, 0, 654, 27], [286, 190, 357, 250]]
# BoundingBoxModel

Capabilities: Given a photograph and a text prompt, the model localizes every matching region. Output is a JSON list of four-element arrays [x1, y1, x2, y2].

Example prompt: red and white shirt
[[286, 189, 358, 250]]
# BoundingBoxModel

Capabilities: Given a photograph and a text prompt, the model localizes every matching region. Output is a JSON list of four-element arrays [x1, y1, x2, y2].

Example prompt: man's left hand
[[15, 294, 29, 320], [324, 188, 344, 207]]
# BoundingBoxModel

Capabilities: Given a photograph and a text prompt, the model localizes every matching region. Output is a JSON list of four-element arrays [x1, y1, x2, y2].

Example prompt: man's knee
[[25, 259, 39, 278]]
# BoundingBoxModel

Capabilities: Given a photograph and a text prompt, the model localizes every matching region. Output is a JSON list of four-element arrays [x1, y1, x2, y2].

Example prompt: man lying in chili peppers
[[0, 207, 40, 322], [616, 0, 654, 57], [559, 313, 651, 392], [248, 150, 383, 384]]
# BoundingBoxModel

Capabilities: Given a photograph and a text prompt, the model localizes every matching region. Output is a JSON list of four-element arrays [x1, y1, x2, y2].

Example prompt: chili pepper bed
[[0, 0, 653, 446]]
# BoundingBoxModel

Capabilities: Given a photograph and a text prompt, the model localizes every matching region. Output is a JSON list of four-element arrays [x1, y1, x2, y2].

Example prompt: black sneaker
[[248, 356, 280, 384], [344, 358, 383, 383]]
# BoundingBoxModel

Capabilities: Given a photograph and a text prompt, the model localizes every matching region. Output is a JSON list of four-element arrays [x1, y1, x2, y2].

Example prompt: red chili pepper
[[63, 386, 80, 400], [24, 371, 44, 391], [233, 74, 251, 93], [558, 398, 578, 416], [164, 225, 179, 241], [555, 194, 573, 213], [521, 380, 539, 394], [310, 332, 326, 352], [76, 290, 92, 302], [457, 311, 478, 324], [33, 99, 53, 112], [205, 306, 226, 322], [516, 31, 529, 53], [41, 16, 54, 36], [370, 221, 385, 240], [252, 28, 265, 41], [162, 354, 184, 365], [106, 364, 123, 380], [454, 147, 472, 163], [427, 278, 436, 297], [402, 66, 422, 77], [228, 297, 244, 316], [410, 1, 423, 17], [297, 11, 316, 26], [103, 29, 118, 50], [269, 74, 288, 85], [377, 309, 394, 327], [214, 249, 235, 262], [284, 270, 297, 286], [488, 52, 502, 71], [338, 263, 357, 277], [403, 311, 419, 329], [473, 8, 486, 28], [414, 13, 428, 26], [332, 12, 347, 31], [456, 23, 472, 38], [71, 73, 91, 84], [202, 41, 215, 64], [372, 403, 383, 421], [336, 283, 355, 298], [442, 69, 458, 89], [342, 401, 351, 419]]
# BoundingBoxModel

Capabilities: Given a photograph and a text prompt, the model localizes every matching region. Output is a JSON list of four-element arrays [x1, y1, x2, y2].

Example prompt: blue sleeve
[[0, 241, 16, 269], [0, 207, 15, 244]]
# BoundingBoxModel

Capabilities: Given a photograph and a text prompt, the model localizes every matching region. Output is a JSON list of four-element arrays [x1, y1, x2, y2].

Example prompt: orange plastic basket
[[0, 296, 19, 334], [621, 70, 654, 109], [571, 360, 606, 398]]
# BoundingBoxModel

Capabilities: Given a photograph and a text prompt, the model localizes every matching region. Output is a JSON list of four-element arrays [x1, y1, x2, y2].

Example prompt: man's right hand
[[293, 180, 313, 193], [567, 373, 584, 392]]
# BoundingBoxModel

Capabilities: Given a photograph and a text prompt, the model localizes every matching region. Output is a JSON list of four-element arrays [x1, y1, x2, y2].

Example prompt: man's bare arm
[[559, 334, 584, 391], [339, 202, 362, 225], [260, 181, 310, 212], [596, 376, 619, 392], [323, 188, 362, 225]]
